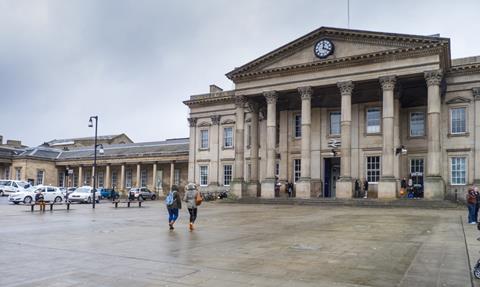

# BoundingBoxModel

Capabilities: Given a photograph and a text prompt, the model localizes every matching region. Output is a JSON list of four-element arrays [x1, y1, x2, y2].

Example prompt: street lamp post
[[88, 116, 103, 209]]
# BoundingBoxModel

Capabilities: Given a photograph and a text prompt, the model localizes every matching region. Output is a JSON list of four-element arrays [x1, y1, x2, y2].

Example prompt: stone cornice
[[183, 91, 235, 107], [448, 63, 480, 76]]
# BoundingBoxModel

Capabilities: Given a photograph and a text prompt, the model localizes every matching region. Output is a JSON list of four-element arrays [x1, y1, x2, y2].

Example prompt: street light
[[88, 116, 99, 209]]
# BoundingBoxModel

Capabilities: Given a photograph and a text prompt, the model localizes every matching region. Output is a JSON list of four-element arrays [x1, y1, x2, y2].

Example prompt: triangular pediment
[[445, 96, 471, 105], [226, 27, 450, 82]]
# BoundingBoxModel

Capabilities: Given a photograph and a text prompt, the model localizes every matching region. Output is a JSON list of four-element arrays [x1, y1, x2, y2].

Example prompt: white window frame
[[294, 113, 302, 138], [98, 171, 104, 188], [199, 165, 208, 186], [409, 111, 425, 137], [140, 169, 148, 187], [111, 171, 118, 188], [5, 167, 10, 179], [293, 159, 301, 183], [366, 107, 381, 134], [450, 107, 467, 134], [366, 156, 381, 184], [329, 111, 341, 136], [450, 157, 467, 185], [223, 127, 234, 148], [200, 129, 209, 149], [58, 171, 65, 187], [15, 167, 21, 181], [126, 169, 132, 188], [36, 170, 45, 185], [223, 165, 232, 186]]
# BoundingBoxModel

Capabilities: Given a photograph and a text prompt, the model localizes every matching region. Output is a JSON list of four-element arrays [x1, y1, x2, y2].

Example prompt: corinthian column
[[474, 88, 480, 184], [336, 81, 354, 198], [378, 75, 397, 198], [261, 91, 278, 198], [187, 118, 197, 183], [210, 114, 220, 187], [424, 69, 444, 199], [231, 96, 246, 197], [296, 86, 313, 198], [247, 101, 260, 197]]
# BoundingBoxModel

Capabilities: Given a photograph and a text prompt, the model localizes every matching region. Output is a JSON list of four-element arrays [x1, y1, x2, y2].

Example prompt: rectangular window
[[58, 171, 64, 187], [97, 171, 104, 188], [15, 168, 21, 180], [330, 111, 341, 135], [5, 167, 10, 179], [174, 169, 180, 186], [410, 112, 425, 137], [200, 130, 209, 149], [140, 169, 147, 187], [224, 127, 233, 148], [199, 166, 208, 186], [73, 172, 78, 187], [293, 159, 301, 183], [111, 171, 118, 188], [451, 157, 466, 185], [126, 169, 132, 188], [366, 108, 381, 133], [223, 165, 232, 186], [294, 114, 302, 138], [451, 108, 466, 134], [36, 170, 44, 185], [366, 156, 381, 183]]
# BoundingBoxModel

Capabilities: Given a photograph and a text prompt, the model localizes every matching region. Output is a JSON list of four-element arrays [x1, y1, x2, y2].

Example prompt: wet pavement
[[0, 199, 475, 286]]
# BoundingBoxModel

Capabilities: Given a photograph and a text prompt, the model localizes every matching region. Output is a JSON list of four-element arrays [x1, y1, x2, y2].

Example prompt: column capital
[[424, 69, 443, 86], [187, 117, 197, 127], [247, 101, 259, 113], [263, 91, 278, 104], [379, 75, 397, 91], [337, 81, 354, 96], [234, 96, 246, 108], [473, 87, 480, 101], [298, 86, 313, 100], [210, 114, 221, 125]]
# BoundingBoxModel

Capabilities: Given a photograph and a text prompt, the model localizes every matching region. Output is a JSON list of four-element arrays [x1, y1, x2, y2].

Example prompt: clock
[[314, 39, 334, 59]]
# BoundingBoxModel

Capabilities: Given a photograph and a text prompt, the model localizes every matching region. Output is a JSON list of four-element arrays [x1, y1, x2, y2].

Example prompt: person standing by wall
[[363, 178, 369, 199], [166, 185, 182, 230], [467, 187, 477, 224], [183, 183, 200, 231], [354, 179, 360, 198], [400, 177, 407, 198], [474, 186, 480, 223]]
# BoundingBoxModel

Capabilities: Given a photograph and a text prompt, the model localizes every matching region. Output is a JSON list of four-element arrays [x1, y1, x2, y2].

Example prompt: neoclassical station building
[[184, 27, 480, 199]]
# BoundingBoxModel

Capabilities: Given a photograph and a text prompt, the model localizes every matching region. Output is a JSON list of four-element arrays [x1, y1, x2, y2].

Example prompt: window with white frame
[[58, 171, 64, 187], [224, 127, 233, 148], [366, 156, 381, 183], [174, 169, 180, 186], [200, 129, 209, 149], [330, 111, 341, 135], [126, 169, 132, 188], [293, 159, 301, 183], [84, 171, 91, 186], [111, 171, 118, 188], [294, 114, 302, 138], [450, 107, 466, 134], [140, 169, 147, 187], [410, 112, 425, 137], [223, 165, 232, 186], [199, 166, 208, 186], [15, 168, 21, 180], [366, 108, 381, 133], [98, 171, 104, 188], [36, 170, 44, 185], [451, 157, 466, 185]]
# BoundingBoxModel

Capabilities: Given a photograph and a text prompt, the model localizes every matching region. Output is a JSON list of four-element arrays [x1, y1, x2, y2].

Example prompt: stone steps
[[231, 197, 462, 209]]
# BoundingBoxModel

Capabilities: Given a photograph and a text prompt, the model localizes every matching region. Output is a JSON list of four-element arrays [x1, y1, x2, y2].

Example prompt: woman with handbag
[[183, 183, 202, 231]]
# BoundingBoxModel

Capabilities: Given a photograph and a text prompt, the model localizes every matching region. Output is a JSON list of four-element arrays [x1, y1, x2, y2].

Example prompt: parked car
[[0, 180, 32, 196], [68, 186, 101, 203], [98, 188, 119, 199], [129, 187, 156, 200], [8, 185, 63, 204]]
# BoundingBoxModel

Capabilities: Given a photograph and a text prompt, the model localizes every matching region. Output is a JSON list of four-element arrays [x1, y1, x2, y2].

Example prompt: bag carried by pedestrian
[[195, 192, 203, 206], [165, 191, 175, 206]]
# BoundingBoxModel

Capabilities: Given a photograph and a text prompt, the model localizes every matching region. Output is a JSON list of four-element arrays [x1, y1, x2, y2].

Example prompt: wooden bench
[[28, 201, 71, 212], [112, 200, 143, 208]]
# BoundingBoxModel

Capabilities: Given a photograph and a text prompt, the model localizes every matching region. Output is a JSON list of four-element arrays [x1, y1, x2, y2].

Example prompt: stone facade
[[184, 27, 480, 201]]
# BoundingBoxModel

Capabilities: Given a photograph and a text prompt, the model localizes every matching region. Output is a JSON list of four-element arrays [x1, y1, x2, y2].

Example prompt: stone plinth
[[295, 178, 311, 199], [336, 178, 353, 198], [261, 178, 276, 198], [424, 176, 445, 199], [378, 177, 397, 199]]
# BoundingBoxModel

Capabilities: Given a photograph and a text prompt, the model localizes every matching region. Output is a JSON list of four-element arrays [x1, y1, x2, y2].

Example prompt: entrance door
[[410, 158, 424, 198], [324, 158, 340, 198]]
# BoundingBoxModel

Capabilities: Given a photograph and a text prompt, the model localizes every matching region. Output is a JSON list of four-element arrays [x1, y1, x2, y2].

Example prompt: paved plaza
[[0, 198, 477, 287]]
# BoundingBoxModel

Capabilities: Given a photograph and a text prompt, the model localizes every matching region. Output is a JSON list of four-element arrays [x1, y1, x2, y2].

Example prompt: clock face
[[314, 39, 334, 59]]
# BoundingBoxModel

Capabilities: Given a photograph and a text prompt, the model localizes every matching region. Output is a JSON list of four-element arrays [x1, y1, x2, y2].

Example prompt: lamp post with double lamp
[[88, 116, 104, 209]]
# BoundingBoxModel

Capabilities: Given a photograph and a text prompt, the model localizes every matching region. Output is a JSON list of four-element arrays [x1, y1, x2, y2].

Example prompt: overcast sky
[[1, 0, 479, 146]]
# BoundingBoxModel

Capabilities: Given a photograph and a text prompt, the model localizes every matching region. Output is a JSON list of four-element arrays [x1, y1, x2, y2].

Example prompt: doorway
[[324, 157, 340, 198], [410, 158, 424, 198]]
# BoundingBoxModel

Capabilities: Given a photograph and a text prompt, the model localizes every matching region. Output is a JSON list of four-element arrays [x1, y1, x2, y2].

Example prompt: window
[[410, 112, 425, 137], [275, 162, 280, 178], [174, 169, 180, 186], [126, 169, 132, 188], [224, 127, 233, 148], [330, 111, 341, 135], [451, 157, 466, 185], [451, 108, 466, 134], [58, 171, 65, 187], [15, 168, 21, 180], [73, 172, 78, 187], [36, 170, 44, 185], [293, 159, 301, 183], [294, 114, 302, 138], [223, 165, 232, 186], [98, 171, 104, 188], [199, 166, 208, 186], [5, 167, 10, 179], [111, 171, 118, 188], [200, 130, 209, 149], [366, 108, 381, 133], [84, 171, 91, 186], [140, 169, 147, 187], [366, 156, 381, 183]]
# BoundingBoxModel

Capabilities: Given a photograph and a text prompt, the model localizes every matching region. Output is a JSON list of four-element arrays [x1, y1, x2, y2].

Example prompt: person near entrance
[[286, 180, 293, 198], [400, 178, 407, 198], [474, 186, 480, 223], [467, 187, 477, 224], [363, 178, 368, 199], [354, 179, 360, 198], [407, 176, 414, 199]]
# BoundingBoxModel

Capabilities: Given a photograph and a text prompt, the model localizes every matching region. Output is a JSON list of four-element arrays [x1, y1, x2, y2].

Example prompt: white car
[[0, 180, 31, 196], [8, 186, 63, 204], [68, 186, 101, 203]]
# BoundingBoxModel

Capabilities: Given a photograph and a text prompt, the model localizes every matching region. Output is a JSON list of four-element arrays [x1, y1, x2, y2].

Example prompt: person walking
[[467, 187, 477, 224], [286, 180, 293, 198], [166, 185, 182, 230], [475, 186, 480, 223], [363, 178, 369, 199], [183, 183, 200, 231], [400, 177, 407, 198]]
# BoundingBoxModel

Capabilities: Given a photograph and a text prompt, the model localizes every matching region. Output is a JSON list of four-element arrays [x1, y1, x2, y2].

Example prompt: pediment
[[197, 121, 211, 127], [226, 27, 450, 82], [445, 96, 471, 105], [221, 119, 236, 125]]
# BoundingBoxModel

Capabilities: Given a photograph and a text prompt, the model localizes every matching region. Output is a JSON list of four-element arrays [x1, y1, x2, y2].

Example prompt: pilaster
[[473, 88, 480, 184]]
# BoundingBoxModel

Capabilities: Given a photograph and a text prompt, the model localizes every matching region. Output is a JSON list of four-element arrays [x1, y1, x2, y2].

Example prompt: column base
[[296, 178, 311, 199], [247, 181, 260, 197], [424, 176, 445, 199], [261, 178, 276, 198], [231, 179, 246, 198], [336, 177, 353, 199], [378, 177, 397, 199]]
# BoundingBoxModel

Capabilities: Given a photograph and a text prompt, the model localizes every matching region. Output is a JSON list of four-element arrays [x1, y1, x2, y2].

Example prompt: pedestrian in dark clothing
[[111, 185, 116, 202], [354, 179, 360, 198], [183, 183, 200, 231], [400, 178, 407, 197], [467, 187, 477, 224], [166, 185, 182, 230], [474, 186, 480, 223], [363, 179, 369, 198], [286, 180, 293, 198]]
